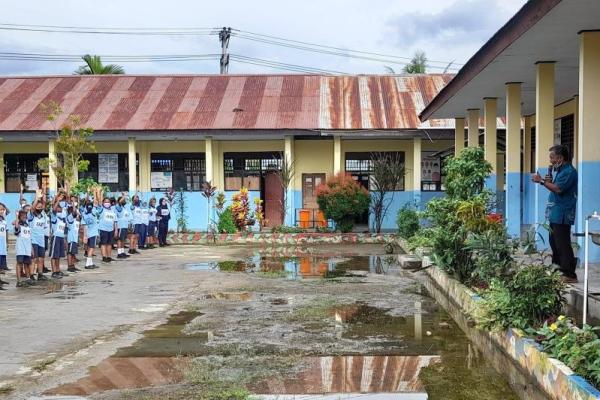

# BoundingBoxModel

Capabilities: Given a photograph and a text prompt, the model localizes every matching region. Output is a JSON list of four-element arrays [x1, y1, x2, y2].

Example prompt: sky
[[0, 0, 527, 76]]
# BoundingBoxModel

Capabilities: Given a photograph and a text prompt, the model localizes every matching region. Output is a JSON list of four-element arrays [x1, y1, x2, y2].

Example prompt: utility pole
[[219, 27, 232, 74]]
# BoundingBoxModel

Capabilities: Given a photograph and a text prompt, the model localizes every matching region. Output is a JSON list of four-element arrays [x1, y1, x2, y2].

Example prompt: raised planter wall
[[167, 232, 395, 245]]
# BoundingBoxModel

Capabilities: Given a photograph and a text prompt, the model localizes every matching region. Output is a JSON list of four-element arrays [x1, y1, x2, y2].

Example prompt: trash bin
[[299, 209, 311, 229]]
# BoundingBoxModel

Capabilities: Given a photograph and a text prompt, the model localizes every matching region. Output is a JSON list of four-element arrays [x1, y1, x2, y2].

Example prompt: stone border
[[166, 232, 395, 245], [422, 259, 600, 400]]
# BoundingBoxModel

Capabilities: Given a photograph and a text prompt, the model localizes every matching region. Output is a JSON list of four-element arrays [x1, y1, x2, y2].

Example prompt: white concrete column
[[333, 136, 343, 175], [454, 118, 465, 155], [0, 139, 4, 194], [413, 137, 422, 207], [467, 109, 480, 148], [505, 83, 522, 238], [534, 62, 555, 232], [205, 137, 213, 185], [573, 95, 579, 168], [523, 116, 533, 225], [48, 139, 57, 192], [284, 135, 295, 226], [577, 31, 600, 261], [128, 137, 137, 193], [483, 98, 498, 192]]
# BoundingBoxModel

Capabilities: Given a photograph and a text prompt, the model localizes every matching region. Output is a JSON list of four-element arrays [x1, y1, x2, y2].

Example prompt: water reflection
[[185, 255, 400, 279], [249, 355, 439, 394]]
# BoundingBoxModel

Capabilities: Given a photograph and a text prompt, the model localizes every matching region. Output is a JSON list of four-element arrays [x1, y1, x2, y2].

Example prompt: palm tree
[[75, 54, 125, 75], [403, 51, 427, 74]]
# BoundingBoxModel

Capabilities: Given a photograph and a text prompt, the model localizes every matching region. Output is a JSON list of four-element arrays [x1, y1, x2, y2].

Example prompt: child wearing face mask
[[14, 210, 33, 287], [27, 191, 49, 282], [49, 194, 68, 279], [129, 194, 142, 255], [138, 201, 149, 250], [0, 203, 10, 289], [115, 195, 132, 259], [157, 197, 172, 247], [66, 205, 81, 272], [97, 196, 117, 263], [146, 198, 158, 249], [81, 199, 99, 269]]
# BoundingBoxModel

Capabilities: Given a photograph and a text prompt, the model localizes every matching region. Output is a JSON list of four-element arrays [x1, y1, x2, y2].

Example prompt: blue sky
[[0, 0, 526, 75]]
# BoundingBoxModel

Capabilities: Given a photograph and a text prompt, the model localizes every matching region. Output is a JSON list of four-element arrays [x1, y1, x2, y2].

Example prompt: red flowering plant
[[231, 187, 255, 231], [315, 173, 370, 233]]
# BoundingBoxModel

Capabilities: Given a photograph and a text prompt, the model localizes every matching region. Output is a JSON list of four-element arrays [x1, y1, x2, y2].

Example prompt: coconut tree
[[75, 54, 125, 75], [403, 51, 427, 74]]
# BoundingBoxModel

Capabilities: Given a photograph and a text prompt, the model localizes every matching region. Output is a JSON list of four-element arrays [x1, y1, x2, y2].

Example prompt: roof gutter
[[418, 0, 562, 122]]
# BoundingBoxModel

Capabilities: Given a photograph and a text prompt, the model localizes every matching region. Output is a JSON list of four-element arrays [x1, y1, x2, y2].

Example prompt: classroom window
[[421, 151, 445, 192], [224, 152, 281, 191], [150, 153, 205, 192], [3, 154, 46, 193], [79, 153, 139, 192], [345, 152, 405, 191]]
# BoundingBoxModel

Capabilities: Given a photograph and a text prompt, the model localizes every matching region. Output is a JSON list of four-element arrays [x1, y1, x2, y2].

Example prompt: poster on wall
[[421, 152, 441, 182], [98, 154, 119, 183], [25, 173, 38, 191], [151, 171, 172, 190]]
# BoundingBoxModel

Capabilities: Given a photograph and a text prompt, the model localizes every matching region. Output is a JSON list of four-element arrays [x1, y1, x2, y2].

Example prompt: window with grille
[[3, 154, 46, 193], [79, 153, 139, 192], [345, 152, 405, 191], [224, 152, 281, 191], [150, 153, 205, 192]]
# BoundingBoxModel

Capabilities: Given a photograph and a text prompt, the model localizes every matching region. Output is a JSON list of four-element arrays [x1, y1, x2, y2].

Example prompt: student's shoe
[[129, 249, 139, 254], [85, 264, 99, 269], [117, 253, 127, 259], [106, 257, 113, 263], [72, 266, 82, 272], [26, 278, 37, 286], [42, 267, 50, 273], [51, 272, 62, 279], [560, 275, 578, 284], [37, 274, 49, 281], [67, 266, 77, 273], [101, 257, 109, 263], [0, 279, 8, 285], [59, 271, 70, 277], [16, 281, 28, 287]]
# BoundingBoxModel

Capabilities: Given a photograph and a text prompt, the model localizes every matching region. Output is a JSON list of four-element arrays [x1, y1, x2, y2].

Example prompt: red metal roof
[[0, 74, 453, 132]]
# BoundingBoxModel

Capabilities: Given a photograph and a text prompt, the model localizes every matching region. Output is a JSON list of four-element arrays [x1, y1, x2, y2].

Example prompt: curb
[[166, 232, 395, 246]]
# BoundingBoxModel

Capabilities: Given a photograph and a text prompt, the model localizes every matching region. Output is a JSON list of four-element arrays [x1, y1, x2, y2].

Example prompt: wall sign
[[98, 153, 119, 183]]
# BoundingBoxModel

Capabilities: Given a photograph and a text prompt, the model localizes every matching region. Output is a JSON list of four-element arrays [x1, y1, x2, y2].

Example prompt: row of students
[[0, 189, 173, 289]]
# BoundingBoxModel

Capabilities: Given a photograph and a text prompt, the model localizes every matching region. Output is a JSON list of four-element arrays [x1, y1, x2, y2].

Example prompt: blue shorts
[[0, 255, 6, 268], [134, 224, 145, 235], [32, 244, 45, 258], [17, 255, 32, 265], [148, 221, 157, 237], [68, 242, 78, 255], [49, 236, 66, 259], [87, 236, 97, 249], [99, 230, 113, 245], [118, 228, 129, 241]]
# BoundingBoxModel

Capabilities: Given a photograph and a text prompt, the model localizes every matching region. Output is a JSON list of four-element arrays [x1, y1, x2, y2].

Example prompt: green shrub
[[217, 207, 237, 234], [396, 205, 420, 239], [531, 316, 600, 387], [316, 173, 370, 233], [477, 265, 565, 331], [465, 228, 518, 284], [407, 228, 435, 250], [271, 225, 305, 234], [445, 147, 492, 200]]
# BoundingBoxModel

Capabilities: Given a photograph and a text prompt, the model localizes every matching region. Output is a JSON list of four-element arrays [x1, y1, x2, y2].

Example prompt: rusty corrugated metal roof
[[0, 74, 454, 132]]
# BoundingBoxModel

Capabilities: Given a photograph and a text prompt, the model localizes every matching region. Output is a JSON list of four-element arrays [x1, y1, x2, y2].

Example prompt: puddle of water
[[185, 255, 400, 280]]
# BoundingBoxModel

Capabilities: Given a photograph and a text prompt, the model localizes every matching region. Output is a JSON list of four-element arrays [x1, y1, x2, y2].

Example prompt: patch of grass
[[31, 356, 56, 372], [285, 298, 339, 323], [0, 384, 15, 394], [256, 270, 289, 279]]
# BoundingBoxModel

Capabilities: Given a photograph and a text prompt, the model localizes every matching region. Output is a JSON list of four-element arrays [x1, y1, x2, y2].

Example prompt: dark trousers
[[137, 224, 148, 248], [158, 223, 168, 245], [549, 223, 577, 278]]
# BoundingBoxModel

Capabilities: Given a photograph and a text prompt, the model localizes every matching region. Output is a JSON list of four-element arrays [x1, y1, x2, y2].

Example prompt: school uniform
[[97, 206, 117, 245], [15, 221, 32, 266], [49, 212, 66, 259], [44, 212, 50, 254], [148, 206, 158, 238], [82, 208, 99, 249], [115, 204, 132, 241], [66, 214, 80, 255], [28, 211, 46, 258], [0, 217, 7, 270], [131, 204, 144, 237]]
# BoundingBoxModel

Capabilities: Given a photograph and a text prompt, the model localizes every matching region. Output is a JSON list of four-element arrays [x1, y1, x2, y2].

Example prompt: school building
[[0, 73, 470, 231], [419, 0, 600, 259]]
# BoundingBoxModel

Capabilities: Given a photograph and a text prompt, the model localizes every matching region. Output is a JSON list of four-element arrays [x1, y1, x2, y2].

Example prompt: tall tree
[[403, 51, 427, 74], [75, 54, 125, 75]]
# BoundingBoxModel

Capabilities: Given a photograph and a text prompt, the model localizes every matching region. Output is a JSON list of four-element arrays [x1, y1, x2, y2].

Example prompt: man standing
[[532, 145, 578, 283]]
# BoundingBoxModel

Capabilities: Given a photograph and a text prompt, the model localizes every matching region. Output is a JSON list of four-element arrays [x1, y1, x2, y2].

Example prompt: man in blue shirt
[[532, 144, 578, 283]]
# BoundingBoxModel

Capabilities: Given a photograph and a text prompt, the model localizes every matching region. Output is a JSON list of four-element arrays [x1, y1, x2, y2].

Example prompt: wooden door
[[264, 172, 283, 227], [302, 173, 326, 209]]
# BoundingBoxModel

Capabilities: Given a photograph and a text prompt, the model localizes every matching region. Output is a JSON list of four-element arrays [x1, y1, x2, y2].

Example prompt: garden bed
[[419, 257, 600, 400], [167, 232, 395, 246]]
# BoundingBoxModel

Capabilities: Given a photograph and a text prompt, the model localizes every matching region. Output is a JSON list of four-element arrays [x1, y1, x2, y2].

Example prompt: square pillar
[[48, 139, 57, 193], [333, 136, 343, 175], [0, 139, 4, 194], [523, 117, 534, 225], [578, 31, 600, 261], [284, 136, 295, 226], [205, 137, 213, 185], [454, 118, 465, 155], [413, 137, 422, 208], [573, 95, 579, 168], [505, 83, 522, 238], [534, 62, 555, 237], [484, 98, 498, 192], [128, 137, 137, 193], [467, 109, 480, 148], [138, 141, 150, 192]]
